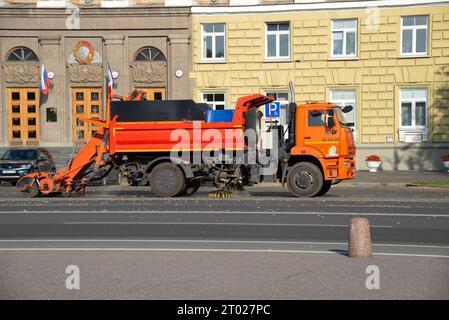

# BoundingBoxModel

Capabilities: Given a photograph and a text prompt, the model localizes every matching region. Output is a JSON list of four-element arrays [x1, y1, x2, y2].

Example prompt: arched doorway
[[5, 47, 40, 146], [131, 46, 167, 100]]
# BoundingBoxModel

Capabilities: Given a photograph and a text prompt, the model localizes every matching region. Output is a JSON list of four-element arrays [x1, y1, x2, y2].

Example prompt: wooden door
[[7, 88, 40, 145], [72, 88, 102, 143], [139, 88, 166, 100]]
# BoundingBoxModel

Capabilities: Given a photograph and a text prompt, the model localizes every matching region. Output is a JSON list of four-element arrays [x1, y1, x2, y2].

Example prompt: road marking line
[[62, 221, 392, 228], [1, 196, 449, 203], [0, 247, 448, 258], [373, 253, 449, 258], [1, 239, 448, 249], [1, 210, 448, 217]]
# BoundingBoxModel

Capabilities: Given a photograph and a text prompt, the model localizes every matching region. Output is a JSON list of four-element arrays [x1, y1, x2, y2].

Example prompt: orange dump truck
[[16, 93, 355, 198]]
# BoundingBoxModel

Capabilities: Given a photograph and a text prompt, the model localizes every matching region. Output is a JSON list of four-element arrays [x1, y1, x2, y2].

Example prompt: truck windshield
[[2, 150, 37, 160], [334, 108, 348, 128]]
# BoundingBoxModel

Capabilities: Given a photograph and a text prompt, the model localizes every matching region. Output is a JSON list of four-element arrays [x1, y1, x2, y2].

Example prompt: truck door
[[305, 110, 340, 157]]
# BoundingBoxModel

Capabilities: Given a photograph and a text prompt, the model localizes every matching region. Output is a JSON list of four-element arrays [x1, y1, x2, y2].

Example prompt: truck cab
[[283, 101, 356, 197]]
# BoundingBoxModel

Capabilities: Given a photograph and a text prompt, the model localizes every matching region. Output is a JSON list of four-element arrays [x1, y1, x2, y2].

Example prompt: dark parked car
[[0, 148, 56, 185]]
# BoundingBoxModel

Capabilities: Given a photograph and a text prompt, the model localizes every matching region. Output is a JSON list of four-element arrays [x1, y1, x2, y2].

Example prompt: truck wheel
[[287, 162, 323, 197], [149, 162, 185, 197], [182, 179, 201, 196], [317, 180, 332, 196], [21, 181, 40, 198]]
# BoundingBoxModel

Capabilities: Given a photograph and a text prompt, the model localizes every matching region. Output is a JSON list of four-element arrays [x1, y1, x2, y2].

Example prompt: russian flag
[[40, 64, 50, 95], [107, 63, 113, 99]]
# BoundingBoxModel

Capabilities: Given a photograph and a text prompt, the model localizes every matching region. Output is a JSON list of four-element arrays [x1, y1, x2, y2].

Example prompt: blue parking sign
[[265, 101, 280, 118]]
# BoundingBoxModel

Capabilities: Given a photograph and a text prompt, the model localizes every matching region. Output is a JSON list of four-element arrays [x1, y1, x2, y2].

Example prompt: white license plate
[[2, 170, 16, 174]]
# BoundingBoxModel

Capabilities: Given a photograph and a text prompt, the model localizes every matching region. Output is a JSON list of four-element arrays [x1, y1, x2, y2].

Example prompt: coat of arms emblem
[[73, 40, 95, 64]]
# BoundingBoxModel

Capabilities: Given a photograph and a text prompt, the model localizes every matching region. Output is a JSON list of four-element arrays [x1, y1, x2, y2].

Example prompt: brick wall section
[[190, 5, 449, 143]]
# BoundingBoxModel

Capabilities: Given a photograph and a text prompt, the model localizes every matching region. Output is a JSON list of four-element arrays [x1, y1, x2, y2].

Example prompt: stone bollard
[[348, 217, 372, 258]]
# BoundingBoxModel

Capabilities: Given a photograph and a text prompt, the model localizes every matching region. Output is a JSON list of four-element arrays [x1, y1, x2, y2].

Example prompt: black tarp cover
[[110, 100, 211, 122]]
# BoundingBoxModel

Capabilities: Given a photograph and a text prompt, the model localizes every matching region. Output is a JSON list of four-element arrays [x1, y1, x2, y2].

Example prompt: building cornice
[[0, 6, 191, 17], [192, 0, 449, 14]]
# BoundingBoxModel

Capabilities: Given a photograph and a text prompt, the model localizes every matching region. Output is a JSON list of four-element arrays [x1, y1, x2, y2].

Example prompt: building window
[[135, 47, 166, 61], [7, 47, 38, 61], [266, 22, 290, 59], [202, 24, 225, 61], [202, 93, 226, 110], [330, 90, 356, 127], [101, 0, 132, 8], [265, 92, 289, 127], [401, 16, 428, 56], [400, 89, 427, 128], [36, 0, 67, 8], [331, 19, 357, 58]]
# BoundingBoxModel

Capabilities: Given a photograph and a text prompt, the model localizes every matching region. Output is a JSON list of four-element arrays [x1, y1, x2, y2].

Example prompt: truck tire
[[182, 179, 201, 196], [149, 162, 186, 197], [317, 180, 332, 196], [21, 181, 40, 198], [286, 162, 323, 197]]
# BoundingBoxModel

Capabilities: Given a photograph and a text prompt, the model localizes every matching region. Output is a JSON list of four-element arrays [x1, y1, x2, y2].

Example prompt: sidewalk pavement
[[258, 170, 449, 188], [352, 170, 449, 184], [1, 251, 448, 299]]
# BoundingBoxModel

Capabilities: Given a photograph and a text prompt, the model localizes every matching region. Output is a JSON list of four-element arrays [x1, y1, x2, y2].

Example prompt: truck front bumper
[[339, 158, 356, 179]]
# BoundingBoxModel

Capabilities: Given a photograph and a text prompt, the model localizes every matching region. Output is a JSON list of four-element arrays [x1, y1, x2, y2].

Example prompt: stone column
[[38, 36, 65, 146], [167, 34, 191, 100]]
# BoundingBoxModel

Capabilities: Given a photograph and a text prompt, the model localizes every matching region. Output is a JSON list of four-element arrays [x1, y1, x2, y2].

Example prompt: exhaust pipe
[[284, 81, 296, 151]]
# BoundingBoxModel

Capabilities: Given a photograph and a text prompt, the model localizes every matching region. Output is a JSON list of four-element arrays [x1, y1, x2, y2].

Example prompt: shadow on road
[[329, 249, 349, 257]]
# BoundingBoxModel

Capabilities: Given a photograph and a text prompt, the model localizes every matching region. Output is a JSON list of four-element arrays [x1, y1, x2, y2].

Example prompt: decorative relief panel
[[130, 62, 167, 84], [68, 64, 102, 83], [3, 63, 39, 84]]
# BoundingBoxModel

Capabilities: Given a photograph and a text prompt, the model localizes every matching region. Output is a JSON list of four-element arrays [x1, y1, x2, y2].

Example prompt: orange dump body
[[108, 94, 273, 155]]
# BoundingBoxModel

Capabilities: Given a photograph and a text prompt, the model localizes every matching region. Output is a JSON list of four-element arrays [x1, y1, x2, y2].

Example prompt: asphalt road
[[0, 183, 448, 299]]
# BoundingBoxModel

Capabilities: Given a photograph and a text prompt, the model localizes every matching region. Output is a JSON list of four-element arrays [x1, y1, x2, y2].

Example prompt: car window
[[2, 149, 37, 160]]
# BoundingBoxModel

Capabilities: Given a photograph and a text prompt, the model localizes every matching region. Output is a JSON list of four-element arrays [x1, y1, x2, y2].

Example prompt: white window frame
[[265, 22, 290, 60], [330, 90, 356, 126], [399, 88, 427, 129], [201, 92, 226, 110], [330, 90, 357, 141], [165, 0, 193, 6], [331, 19, 357, 59], [400, 16, 428, 56], [101, 0, 132, 8], [36, 0, 67, 7], [201, 24, 226, 62]]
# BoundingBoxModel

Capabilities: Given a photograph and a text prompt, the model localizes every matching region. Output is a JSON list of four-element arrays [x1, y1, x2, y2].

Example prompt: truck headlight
[[19, 164, 32, 170]]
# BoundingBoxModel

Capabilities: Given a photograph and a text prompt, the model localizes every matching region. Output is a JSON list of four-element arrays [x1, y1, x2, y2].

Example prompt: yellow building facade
[[189, 0, 449, 170]]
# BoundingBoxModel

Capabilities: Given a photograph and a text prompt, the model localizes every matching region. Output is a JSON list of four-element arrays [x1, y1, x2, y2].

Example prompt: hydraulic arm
[[16, 119, 110, 197]]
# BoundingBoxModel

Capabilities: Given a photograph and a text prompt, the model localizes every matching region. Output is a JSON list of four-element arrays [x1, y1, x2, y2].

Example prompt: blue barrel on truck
[[205, 110, 235, 123]]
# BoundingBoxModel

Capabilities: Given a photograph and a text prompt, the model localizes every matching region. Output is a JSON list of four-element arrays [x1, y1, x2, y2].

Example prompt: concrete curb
[[253, 182, 449, 189], [405, 183, 449, 189]]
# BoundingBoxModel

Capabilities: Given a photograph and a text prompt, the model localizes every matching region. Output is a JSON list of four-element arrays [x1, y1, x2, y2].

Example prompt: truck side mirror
[[310, 110, 322, 117], [342, 105, 353, 113]]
